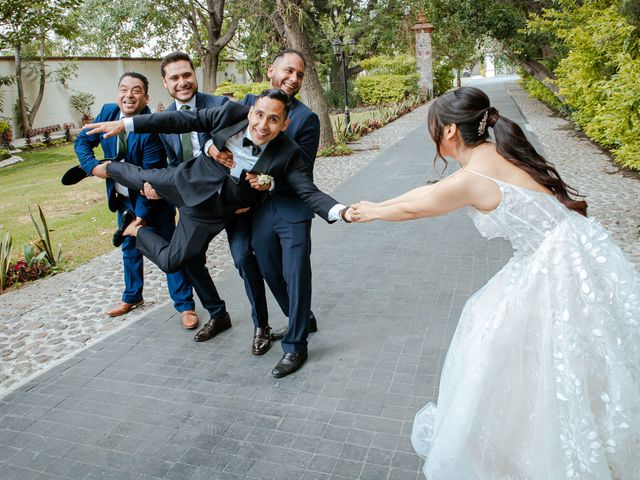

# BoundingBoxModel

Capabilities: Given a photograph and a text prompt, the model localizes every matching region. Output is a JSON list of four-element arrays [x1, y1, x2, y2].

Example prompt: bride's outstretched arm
[[376, 184, 436, 207], [351, 173, 479, 222]]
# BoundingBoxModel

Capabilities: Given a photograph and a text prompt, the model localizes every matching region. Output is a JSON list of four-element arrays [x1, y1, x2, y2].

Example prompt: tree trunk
[[28, 36, 46, 127], [14, 45, 31, 136], [202, 51, 219, 93], [275, 0, 335, 147], [516, 57, 560, 95]]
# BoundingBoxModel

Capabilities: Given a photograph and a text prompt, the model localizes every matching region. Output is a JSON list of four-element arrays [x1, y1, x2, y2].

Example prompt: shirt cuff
[[123, 117, 135, 133], [203, 139, 214, 157], [329, 204, 347, 222]]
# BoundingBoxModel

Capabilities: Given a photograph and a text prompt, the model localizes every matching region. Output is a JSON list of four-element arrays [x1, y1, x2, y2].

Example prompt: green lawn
[[0, 144, 116, 268]]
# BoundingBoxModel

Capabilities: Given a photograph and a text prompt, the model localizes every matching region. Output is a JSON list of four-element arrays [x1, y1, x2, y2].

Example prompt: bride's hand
[[350, 201, 377, 223]]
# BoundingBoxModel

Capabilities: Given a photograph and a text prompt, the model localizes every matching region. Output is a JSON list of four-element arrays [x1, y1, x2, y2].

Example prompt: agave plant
[[0, 230, 12, 290], [28, 204, 62, 267]]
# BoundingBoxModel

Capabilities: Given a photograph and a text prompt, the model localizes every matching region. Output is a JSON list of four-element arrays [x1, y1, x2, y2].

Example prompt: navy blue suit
[[227, 94, 321, 355], [74, 103, 194, 311], [161, 92, 229, 166]]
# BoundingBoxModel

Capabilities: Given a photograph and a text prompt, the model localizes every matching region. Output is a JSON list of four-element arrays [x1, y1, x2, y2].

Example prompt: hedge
[[359, 54, 417, 75], [532, 2, 640, 170], [214, 81, 270, 99], [356, 74, 419, 105]]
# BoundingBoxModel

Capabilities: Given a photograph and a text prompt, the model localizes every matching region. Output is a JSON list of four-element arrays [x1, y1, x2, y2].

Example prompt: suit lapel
[[213, 120, 248, 151], [252, 134, 284, 173]]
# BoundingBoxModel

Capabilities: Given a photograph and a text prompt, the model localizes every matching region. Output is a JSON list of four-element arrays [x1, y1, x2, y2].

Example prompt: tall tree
[[275, 0, 335, 147], [0, 0, 79, 134], [72, 0, 238, 92]]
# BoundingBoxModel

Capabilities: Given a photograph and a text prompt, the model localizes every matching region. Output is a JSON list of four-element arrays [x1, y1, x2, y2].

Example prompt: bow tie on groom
[[242, 137, 262, 157]]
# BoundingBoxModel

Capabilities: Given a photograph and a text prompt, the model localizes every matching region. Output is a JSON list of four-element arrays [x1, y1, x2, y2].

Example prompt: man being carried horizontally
[[84, 88, 354, 378]]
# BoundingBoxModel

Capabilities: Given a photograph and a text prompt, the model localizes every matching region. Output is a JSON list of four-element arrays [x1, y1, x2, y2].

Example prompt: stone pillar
[[412, 13, 435, 97]]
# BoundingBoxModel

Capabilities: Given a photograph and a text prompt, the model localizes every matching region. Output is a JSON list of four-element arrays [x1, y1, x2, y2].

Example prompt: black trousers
[[107, 162, 228, 319]]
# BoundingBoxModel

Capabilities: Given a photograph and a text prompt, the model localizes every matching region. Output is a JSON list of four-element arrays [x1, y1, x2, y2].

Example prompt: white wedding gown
[[411, 171, 640, 480]]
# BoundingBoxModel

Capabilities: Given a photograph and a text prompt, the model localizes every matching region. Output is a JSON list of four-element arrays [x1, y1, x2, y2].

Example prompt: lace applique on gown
[[411, 170, 640, 480]]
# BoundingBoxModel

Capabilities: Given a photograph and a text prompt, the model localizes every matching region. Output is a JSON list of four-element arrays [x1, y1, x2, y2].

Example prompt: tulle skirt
[[411, 218, 640, 480]]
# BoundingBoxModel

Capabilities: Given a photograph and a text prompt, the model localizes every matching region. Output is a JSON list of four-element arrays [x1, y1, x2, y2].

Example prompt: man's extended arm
[[84, 102, 250, 139], [74, 106, 107, 176]]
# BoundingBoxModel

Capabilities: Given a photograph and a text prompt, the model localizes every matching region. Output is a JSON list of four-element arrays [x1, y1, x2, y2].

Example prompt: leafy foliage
[[68, 92, 96, 120], [530, 1, 640, 169], [359, 55, 417, 75], [356, 74, 419, 105], [28, 204, 62, 268], [214, 81, 271, 99], [0, 231, 12, 291]]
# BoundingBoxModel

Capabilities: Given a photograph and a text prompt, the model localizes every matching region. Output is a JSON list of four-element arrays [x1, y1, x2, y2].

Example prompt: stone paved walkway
[[0, 76, 638, 480]]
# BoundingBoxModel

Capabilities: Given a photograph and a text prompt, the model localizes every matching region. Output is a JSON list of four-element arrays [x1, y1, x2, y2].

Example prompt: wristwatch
[[339, 205, 352, 223]]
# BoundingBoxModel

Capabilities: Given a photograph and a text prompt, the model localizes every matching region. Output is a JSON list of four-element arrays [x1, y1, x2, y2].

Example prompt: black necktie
[[242, 137, 262, 157]]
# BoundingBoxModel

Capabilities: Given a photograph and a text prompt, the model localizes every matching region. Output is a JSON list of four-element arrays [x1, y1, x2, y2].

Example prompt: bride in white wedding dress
[[349, 87, 640, 480]]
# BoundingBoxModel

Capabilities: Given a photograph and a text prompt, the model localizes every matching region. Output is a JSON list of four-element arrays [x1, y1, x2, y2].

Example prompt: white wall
[[0, 56, 246, 134]]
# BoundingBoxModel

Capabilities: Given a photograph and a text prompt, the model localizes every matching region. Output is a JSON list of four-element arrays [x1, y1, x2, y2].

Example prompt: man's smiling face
[[267, 53, 305, 97], [162, 60, 198, 103], [117, 76, 149, 117], [247, 97, 290, 145]]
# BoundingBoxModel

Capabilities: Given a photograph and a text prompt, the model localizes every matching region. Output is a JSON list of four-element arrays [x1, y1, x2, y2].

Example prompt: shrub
[[6, 260, 49, 287], [521, 75, 566, 113], [214, 81, 270, 99], [532, 1, 640, 169], [0, 148, 10, 160], [433, 60, 455, 96], [356, 74, 419, 105], [360, 55, 417, 75], [0, 119, 10, 135], [317, 143, 353, 157], [69, 92, 96, 122]]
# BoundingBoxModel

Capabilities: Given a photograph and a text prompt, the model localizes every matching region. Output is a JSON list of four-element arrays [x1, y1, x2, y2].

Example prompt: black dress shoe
[[251, 326, 272, 355], [61, 159, 112, 186], [271, 352, 308, 378], [113, 210, 136, 247], [270, 316, 318, 341], [194, 312, 231, 342], [61, 165, 89, 185]]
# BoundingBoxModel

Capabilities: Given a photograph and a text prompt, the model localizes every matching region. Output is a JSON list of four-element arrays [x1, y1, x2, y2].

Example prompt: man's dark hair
[[118, 72, 149, 94], [256, 88, 293, 116], [272, 49, 306, 68], [160, 51, 195, 77]]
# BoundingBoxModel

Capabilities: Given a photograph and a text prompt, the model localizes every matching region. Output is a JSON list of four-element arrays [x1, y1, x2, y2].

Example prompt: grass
[[0, 144, 116, 268], [330, 108, 382, 129]]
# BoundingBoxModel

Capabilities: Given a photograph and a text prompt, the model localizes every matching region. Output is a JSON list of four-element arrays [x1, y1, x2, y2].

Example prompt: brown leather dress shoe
[[252, 326, 272, 355], [194, 312, 231, 342], [181, 310, 199, 329], [106, 300, 143, 317]]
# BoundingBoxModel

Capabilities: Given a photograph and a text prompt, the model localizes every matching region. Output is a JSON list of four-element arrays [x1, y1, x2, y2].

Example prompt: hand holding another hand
[[350, 201, 378, 223]]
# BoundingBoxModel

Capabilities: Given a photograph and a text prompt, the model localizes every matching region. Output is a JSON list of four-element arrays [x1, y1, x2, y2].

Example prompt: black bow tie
[[242, 137, 262, 157]]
